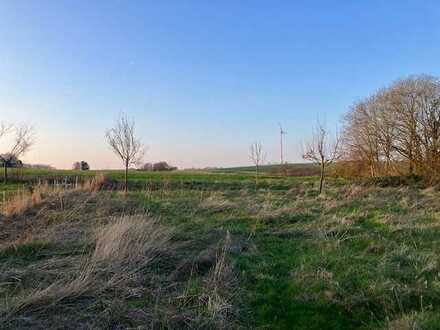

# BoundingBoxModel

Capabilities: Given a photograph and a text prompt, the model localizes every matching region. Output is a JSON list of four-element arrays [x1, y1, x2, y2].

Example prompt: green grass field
[[1, 168, 440, 329], [212, 163, 321, 176], [0, 166, 318, 196]]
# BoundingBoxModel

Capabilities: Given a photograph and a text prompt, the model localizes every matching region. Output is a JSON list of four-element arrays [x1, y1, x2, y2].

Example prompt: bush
[[359, 175, 425, 187], [139, 162, 177, 172], [333, 160, 367, 178], [139, 163, 153, 171], [72, 161, 90, 171], [153, 162, 177, 171]]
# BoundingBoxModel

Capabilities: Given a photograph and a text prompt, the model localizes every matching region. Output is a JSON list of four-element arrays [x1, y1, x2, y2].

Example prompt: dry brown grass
[[2, 215, 173, 320], [0, 179, 242, 329], [199, 193, 237, 213], [1, 174, 108, 218], [387, 312, 422, 330], [80, 172, 107, 192], [203, 231, 234, 326], [176, 232, 237, 329], [92, 215, 172, 271], [2, 188, 43, 217]]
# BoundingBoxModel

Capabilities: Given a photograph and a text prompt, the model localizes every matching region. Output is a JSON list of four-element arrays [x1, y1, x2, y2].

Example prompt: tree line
[[340, 74, 440, 180], [251, 74, 440, 193], [3, 74, 439, 193]]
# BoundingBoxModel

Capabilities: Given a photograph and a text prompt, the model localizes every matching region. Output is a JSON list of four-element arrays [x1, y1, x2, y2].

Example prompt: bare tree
[[341, 75, 440, 180], [302, 121, 340, 194], [105, 114, 145, 192], [342, 99, 383, 177], [250, 142, 266, 188], [0, 124, 34, 183]]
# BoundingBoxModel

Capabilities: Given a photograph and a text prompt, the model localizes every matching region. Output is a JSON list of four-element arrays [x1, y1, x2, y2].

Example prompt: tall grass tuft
[[1, 215, 173, 319], [201, 232, 235, 328], [1, 174, 109, 217], [2, 187, 44, 217]]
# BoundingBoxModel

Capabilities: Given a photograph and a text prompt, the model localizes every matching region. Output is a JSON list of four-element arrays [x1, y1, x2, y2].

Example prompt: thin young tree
[[250, 142, 266, 188], [105, 114, 145, 192], [302, 121, 340, 195], [0, 124, 34, 183]]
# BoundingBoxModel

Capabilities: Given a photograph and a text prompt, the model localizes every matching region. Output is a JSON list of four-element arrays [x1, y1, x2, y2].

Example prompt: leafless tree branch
[[105, 113, 145, 192], [250, 141, 266, 187], [0, 124, 34, 183], [302, 121, 340, 194]]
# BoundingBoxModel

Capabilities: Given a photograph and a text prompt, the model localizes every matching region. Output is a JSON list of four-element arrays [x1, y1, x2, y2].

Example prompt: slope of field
[[211, 163, 321, 176], [1, 171, 439, 329]]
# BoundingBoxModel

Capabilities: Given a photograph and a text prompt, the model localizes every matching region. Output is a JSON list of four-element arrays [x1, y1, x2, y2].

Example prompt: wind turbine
[[278, 123, 287, 165]]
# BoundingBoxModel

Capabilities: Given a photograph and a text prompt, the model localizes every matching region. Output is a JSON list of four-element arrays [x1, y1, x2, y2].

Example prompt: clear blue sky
[[1, 1, 439, 169]]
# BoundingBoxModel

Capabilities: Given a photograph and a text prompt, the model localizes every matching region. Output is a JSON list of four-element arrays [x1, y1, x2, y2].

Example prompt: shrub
[[153, 162, 177, 171], [72, 161, 90, 171]]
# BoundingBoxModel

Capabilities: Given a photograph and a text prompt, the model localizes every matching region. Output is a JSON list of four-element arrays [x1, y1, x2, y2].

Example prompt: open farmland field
[[1, 170, 440, 329], [212, 163, 321, 177], [0, 167, 317, 199], [4, 0, 440, 328]]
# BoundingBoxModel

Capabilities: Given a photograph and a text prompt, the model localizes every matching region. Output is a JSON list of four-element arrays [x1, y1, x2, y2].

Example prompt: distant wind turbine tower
[[278, 123, 287, 165]]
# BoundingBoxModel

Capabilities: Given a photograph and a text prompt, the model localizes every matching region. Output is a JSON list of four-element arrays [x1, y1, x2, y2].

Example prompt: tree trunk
[[124, 161, 129, 193], [408, 140, 414, 175], [255, 165, 259, 189], [370, 163, 375, 177], [4, 163, 7, 184], [319, 163, 325, 195]]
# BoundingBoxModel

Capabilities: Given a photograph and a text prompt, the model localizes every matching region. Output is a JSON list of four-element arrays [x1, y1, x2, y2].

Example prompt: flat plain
[[1, 167, 440, 329]]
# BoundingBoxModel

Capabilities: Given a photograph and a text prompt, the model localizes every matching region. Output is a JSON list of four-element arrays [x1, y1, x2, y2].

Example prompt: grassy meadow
[[1, 167, 440, 329]]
